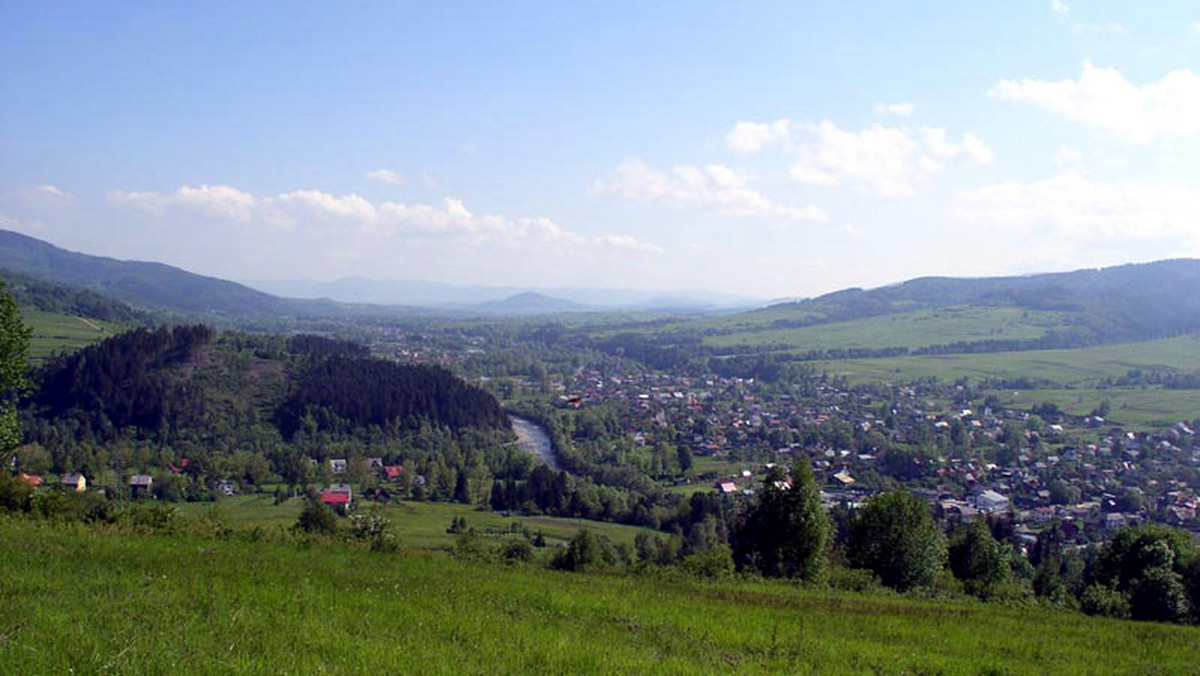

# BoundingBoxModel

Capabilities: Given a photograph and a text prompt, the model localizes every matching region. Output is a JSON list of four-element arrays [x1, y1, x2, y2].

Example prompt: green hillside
[[4, 517, 1198, 675], [21, 308, 125, 362], [812, 334, 1200, 385], [0, 229, 291, 317], [705, 305, 1068, 351]]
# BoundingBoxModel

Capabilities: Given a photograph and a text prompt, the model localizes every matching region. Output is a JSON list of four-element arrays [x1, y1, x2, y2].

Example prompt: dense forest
[[18, 327, 519, 501]]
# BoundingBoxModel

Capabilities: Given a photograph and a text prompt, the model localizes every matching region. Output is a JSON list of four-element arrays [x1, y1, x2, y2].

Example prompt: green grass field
[[811, 335, 1200, 386], [703, 306, 1067, 351], [22, 308, 124, 362], [174, 495, 656, 553], [3, 517, 1197, 674]]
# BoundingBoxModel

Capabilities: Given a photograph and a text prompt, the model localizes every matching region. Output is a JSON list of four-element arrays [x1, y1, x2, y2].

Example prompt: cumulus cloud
[[1051, 0, 1069, 16], [365, 169, 406, 185], [592, 159, 829, 221], [725, 119, 992, 196], [108, 184, 660, 253], [873, 102, 915, 116], [949, 172, 1200, 243], [110, 184, 257, 222], [988, 61, 1200, 143], [725, 120, 794, 154]]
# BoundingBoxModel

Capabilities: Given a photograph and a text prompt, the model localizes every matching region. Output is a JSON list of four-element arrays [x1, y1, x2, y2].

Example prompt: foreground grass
[[2, 518, 1197, 675]]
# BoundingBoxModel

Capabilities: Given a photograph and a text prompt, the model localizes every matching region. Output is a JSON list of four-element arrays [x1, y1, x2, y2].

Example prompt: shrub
[[295, 500, 339, 535], [1080, 584, 1131, 619]]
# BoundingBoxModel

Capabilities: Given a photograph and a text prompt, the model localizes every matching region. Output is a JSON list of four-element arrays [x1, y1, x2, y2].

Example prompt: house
[[329, 459, 348, 474], [833, 468, 856, 486], [19, 472, 41, 487], [715, 481, 738, 494], [215, 479, 237, 496], [319, 484, 353, 509], [382, 464, 405, 480], [61, 473, 87, 492], [975, 489, 1009, 513], [367, 457, 384, 470], [129, 474, 154, 496]]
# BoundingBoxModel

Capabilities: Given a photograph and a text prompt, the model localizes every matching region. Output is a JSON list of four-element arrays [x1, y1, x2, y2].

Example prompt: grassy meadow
[[3, 517, 1198, 675], [22, 308, 124, 362], [702, 306, 1067, 351], [810, 335, 1200, 386], [173, 494, 656, 553]]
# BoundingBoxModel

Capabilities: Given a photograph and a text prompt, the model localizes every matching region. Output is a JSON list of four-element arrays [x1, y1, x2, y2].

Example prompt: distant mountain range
[[0, 229, 754, 318], [5, 228, 1200, 340], [241, 276, 760, 311]]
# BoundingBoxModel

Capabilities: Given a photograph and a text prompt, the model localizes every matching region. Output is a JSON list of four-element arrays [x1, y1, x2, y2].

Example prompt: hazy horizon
[[3, 1, 1200, 298]]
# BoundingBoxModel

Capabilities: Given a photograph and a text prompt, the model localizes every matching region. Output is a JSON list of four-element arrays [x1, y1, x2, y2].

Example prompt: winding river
[[509, 415, 560, 471]]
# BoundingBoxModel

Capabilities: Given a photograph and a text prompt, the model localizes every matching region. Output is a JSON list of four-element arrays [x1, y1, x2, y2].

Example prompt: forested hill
[[0, 229, 291, 317], [1, 267, 146, 322], [25, 328, 510, 463], [749, 259, 1200, 340]]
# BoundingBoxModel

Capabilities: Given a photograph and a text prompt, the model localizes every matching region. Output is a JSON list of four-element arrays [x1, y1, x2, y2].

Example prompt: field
[[702, 306, 1067, 351], [173, 494, 656, 553], [810, 335, 1200, 386], [22, 308, 124, 362], [3, 517, 1198, 675]]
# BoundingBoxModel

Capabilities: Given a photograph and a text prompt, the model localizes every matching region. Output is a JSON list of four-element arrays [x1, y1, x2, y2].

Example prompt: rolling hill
[[0, 229, 292, 317], [685, 259, 1200, 354]]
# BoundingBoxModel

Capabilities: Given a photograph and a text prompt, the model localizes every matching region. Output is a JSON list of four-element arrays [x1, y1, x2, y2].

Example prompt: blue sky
[[3, 0, 1200, 298]]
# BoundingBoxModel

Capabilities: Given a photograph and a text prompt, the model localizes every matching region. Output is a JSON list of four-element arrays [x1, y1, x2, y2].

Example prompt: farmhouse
[[320, 484, 353, 509], [61, 473, 87, 492]]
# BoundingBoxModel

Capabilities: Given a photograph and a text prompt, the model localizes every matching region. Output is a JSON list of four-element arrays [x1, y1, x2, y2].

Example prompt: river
[[509, 415, 560, 471]]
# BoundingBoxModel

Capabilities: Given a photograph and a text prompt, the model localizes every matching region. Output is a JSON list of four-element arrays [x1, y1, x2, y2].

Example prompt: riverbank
[[509, 414, 559, 470]]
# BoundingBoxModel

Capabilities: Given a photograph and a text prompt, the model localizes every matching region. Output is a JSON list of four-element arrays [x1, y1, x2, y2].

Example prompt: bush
[[825, 566, 886, 594], [1130, 567, 1191, 623], [1080, 584, 1131, 619], [0, 472, 32, 512], [295, 500, 339, 535], [130, 503, 177, 533], [679, 545, 735, 580], [501, 540, 535, 563]]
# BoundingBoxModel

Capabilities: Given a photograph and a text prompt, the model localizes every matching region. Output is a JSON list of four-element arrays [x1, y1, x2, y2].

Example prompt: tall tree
[[0, 281, 32, 452], [732, 464, 831, 581], [848, 491, 946, 592]]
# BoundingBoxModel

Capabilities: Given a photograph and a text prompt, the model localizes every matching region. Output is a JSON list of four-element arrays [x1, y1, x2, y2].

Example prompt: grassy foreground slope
[[3, 519, 1197, 675]]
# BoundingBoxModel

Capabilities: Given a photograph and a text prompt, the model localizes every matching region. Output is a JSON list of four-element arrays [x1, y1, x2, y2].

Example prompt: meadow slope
[[2, 518, 1197, 675]]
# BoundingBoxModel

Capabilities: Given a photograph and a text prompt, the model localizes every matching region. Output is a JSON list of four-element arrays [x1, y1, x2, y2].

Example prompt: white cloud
[[107, 184, 661, 254], [594, 233, 664, 254], [1193, 21, 1200, 34], [728, 120, 992, 196], [1054, 146, 1083, 164], [949, 172, 1200, 243], [1051, 0, 1069, 16], [1072, 22, 1126, 35], [110, 184, 257, 222], [873, 102, 915, 116], [592, 159, 829, 221], [365, 169, 406, 186], [725, 119, 794, 154], [31, 185, 74, 201], [989, 61, 1200, 143]]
